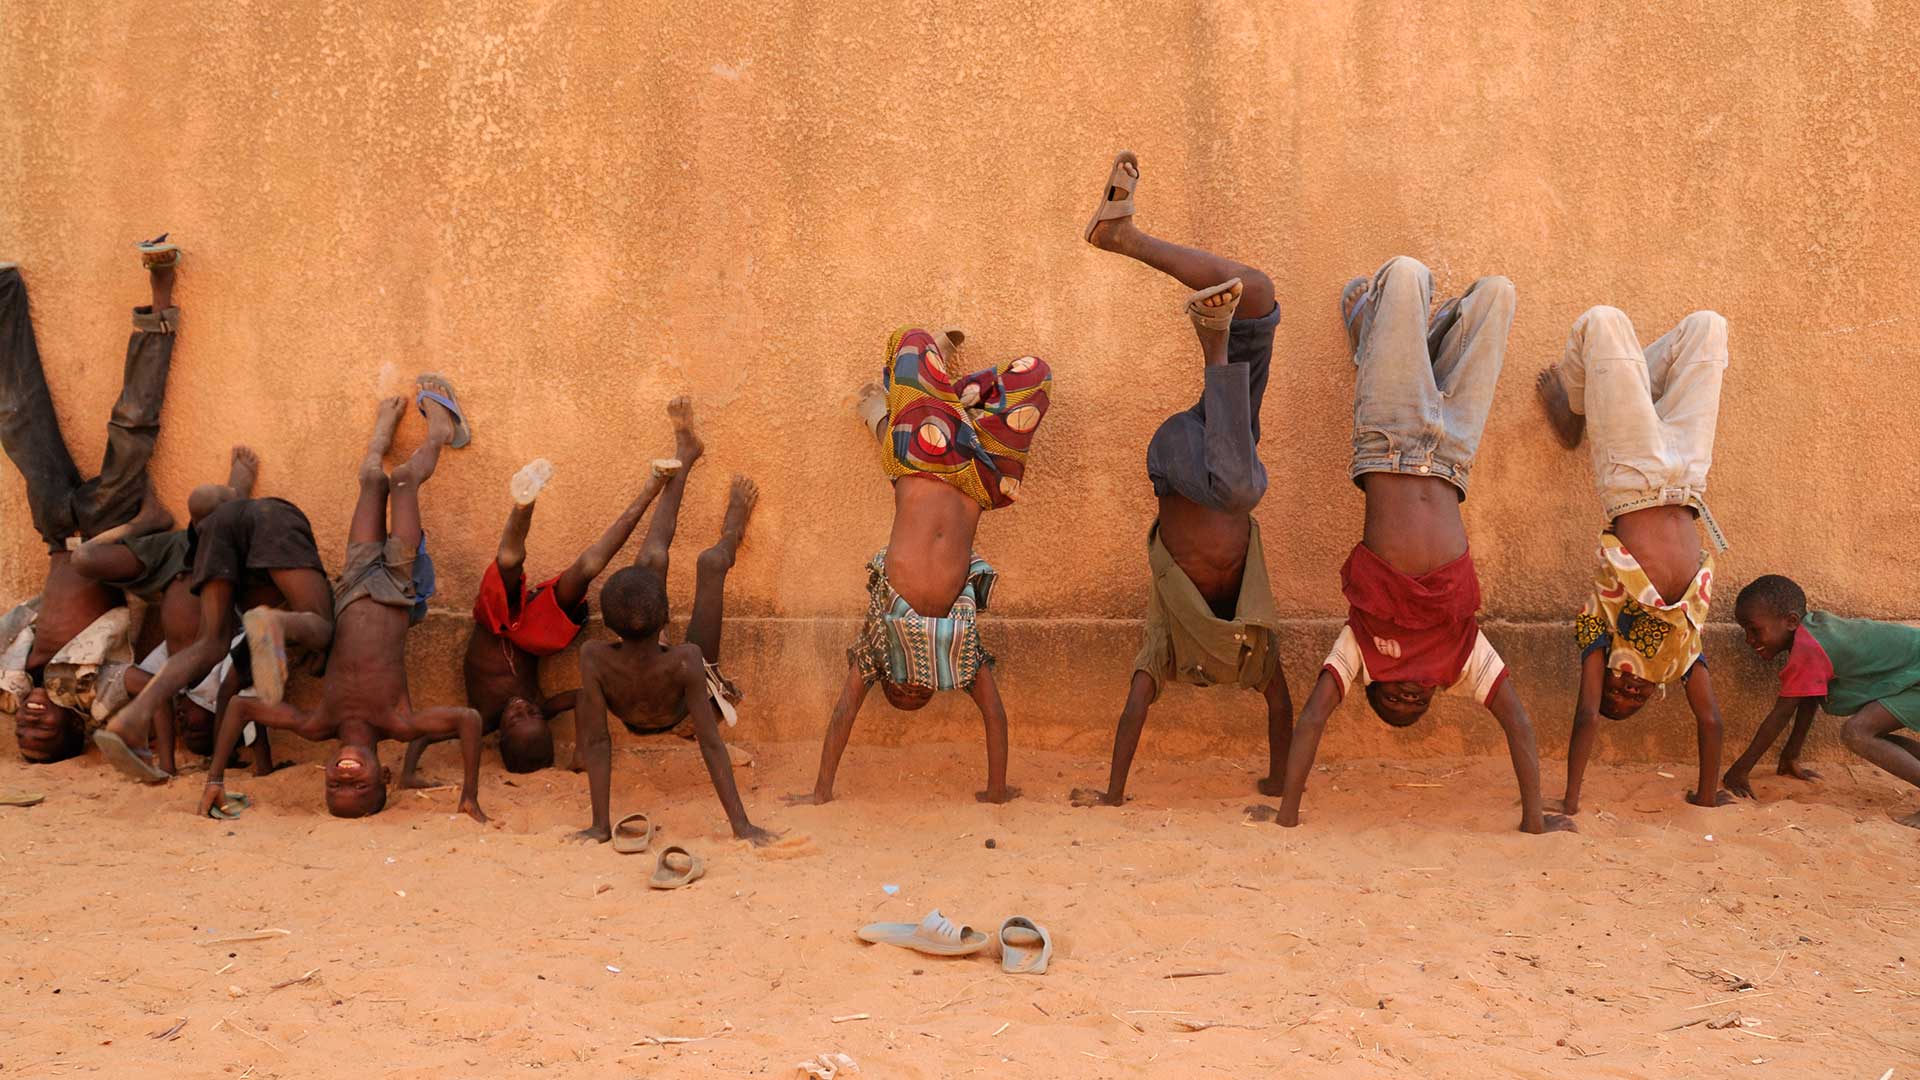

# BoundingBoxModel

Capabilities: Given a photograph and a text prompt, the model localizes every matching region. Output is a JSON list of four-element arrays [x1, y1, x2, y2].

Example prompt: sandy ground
[[3, 739, 1919, 1079]]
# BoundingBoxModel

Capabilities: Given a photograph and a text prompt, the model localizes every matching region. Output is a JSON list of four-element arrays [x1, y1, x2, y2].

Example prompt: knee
[[1378, 255, 1429, 288], [389, 461, 423, 491], [69, 544, 112, 580], [1841, 716, 1876, 755], [1578, 305, 1633, 336], [1214, 478, 1266, 515], [1237, 268, 1276, 315], [1681, 310, 1728, 349]]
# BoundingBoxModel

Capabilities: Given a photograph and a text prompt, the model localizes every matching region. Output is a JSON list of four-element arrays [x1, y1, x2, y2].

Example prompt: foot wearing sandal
[[137, 233, 181, 271], [414, 373, 472, 449], [1340, 276, 1371, 358], [854, 381, 888, 443], [1186, 278, 1244, 362], [511, 458, 554, 506], [243, 607, 290, 706], [92, 729, 171, 784], [1084, 150, 1141, 251], [667, 395, 704, 466]]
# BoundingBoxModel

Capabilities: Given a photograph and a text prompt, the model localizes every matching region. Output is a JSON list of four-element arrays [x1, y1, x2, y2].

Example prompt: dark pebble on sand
[[985, 838, 996, 849]]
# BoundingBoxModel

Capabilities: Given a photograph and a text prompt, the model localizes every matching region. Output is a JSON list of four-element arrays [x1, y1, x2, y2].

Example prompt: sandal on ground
[[998, 915, 1053, 975], [205, 792, 252, 820], [856, 909, 991, 956], [648, 845, 706, 889], [611, 812, 656, 855]]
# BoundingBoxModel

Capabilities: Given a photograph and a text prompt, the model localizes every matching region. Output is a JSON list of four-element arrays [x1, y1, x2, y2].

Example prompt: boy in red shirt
[[1270, 257, 1570, 834], [1726, 575, 1920, 826]]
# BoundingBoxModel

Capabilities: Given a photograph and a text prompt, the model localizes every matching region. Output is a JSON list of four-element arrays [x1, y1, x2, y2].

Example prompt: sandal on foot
[[857, 909, 990, 957], [414, 373, 472, 449], [510, 459, 553, 506], [1340, 276, 1371, 357], [92, 730, 171, 784], [648, 845, 706, 889], [611, 812, 656, 855], [1082, 150, 1140, 244], [206, 792, 252, 820], [137, 233, 181, 269], [934, 326, 966, 363], [242, 607, 288, 706], [650, 457, 683, 481], [854, 381, 889, 443], [1185, 278, 1244, 333], [998, 916, 1053, 975]]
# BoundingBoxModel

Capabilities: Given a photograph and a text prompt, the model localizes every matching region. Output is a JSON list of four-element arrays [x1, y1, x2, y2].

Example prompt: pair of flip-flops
[[611, 812, 707, 889], [856, 909, 1054, 975]]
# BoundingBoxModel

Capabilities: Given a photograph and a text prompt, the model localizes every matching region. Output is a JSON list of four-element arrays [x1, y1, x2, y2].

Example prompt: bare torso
[[586, 638, 690, 732], [320, 599, 412, 733], [1360, 473, 1469, 574], [463, 623, 540, 731], [1157, 495, 1250, 617], [885, 476, 984, 617], [1611, 505, 1703, 604], [28, 554, 119, 669]]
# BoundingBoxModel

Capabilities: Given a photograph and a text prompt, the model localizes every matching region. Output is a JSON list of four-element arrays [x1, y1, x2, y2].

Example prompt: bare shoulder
[[664, 642, 706, 683], [579, 640, 612, 678]]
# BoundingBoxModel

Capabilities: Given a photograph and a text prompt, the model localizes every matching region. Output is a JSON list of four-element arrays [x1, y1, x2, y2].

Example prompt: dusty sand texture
[[4, 741, 1919, 1077], [4, 2, 1920, 757]]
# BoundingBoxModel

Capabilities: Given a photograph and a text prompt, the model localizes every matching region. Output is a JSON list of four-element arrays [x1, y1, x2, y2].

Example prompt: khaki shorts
[[333, 536, 417, 616]]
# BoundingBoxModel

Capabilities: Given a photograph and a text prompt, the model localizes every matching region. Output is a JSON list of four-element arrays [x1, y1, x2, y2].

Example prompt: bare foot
[[721, 475, 758, 545], [1256, 775, 1285, 797], [1069, 787, 1118, 808], [127, 485, 176, 535], [1087, 158, 1140, 252], [1687, 789, 1735, 808], [1777, 763, 1821, 782], [667, 395, 704, 463], [369, 395, 408, 456], [1535, 814, 1579, 834], [227, 445, 261, 496], [1889, 809, 1920, 831], [459, 797, 488, 824], [781, 790, 830, 806], [568, 825, 610, 843], [735, 823, 781, 847], [1535, 368, 1585, 449], [1547, 796, 1580, 815], [976, 786, 1022, 804]]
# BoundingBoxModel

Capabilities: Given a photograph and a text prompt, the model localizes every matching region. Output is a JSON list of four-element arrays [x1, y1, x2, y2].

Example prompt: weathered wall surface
[[4, 1, 1918, 765]]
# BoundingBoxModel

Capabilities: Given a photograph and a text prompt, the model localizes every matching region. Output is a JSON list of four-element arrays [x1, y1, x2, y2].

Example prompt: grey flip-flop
[[857, 909, 991, 957], [93, 730, 170, 784], [205, 792, 252, 820], [414, 373, 472, 449], [1340, 275, 1371, 359], [648, 845, 706, 889], [611, 812, 656, 855], [998, 916, 1052, 975]]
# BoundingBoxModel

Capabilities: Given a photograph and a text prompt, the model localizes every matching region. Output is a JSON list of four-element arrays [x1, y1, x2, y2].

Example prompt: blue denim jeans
[[1146, 301, 1280, 513], [1349, 256, 1513, 500]]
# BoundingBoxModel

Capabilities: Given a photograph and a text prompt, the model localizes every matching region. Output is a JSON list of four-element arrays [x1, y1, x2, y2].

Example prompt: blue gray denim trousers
[[1146, 301, 1281, 513], [1349, 255, 1514, 499]]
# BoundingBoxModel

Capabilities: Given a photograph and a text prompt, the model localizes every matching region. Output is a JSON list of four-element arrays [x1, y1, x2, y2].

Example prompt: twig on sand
[[149, 1018, 188, 1040], [214, 1013, 282, 1053], [920, 976, 992, 1018], [991, 1022, 1009, 1037], [1686, 991, 1771, 1011], [269, 969, 319, 992], [831, 1013, 870, 1024], [200, 929, 292, 947], [635, 1020, 733, 1046], [1111, 1012, 1144, 1034], [1175, 1018, 1263, 1032], [1165, 969, 1227, 979]]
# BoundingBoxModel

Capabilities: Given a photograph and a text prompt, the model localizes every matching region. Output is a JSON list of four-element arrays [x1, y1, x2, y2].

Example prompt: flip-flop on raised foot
[[93, 730, 170, 784], [648, 845, 706, 888], [612, 812, 656, 855], [242, 607, 288, 706], [1186, 278, 1244, 333], [136, 233, 181, 269], [1082, 150, 1140, 244], [856, 909, 991, 957], [650, 457, 683, 480], [414, 373, 472, 449], [510, 459, 553, 506], [998, 915, 1052, 975]]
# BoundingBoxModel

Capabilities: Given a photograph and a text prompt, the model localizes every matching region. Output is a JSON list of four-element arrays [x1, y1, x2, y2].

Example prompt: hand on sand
[[781, 791, 830, 806], [735, 823, 782, 847], [195, 782, 225, 819], [1069, 787, 1120, 808], [1529, 813, 1578, 834], [1722, 771, 1756, 800], [976, 786, 1022, 805], [1687, 789, 1735, 808], [459, 797, 489, 824], [568, 825, 611, 844], [1777, 762, 1821, 783]]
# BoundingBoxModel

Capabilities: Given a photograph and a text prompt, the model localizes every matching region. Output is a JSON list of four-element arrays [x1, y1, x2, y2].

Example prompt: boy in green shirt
[[1727, 574, 1920, 827]]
